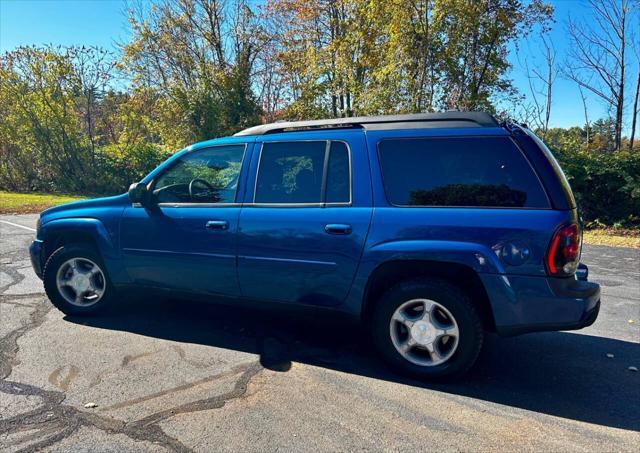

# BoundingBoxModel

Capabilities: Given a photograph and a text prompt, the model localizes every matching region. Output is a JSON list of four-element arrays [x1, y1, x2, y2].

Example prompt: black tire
[[43, 244, 115, 316], [370, 277, 484, 380]]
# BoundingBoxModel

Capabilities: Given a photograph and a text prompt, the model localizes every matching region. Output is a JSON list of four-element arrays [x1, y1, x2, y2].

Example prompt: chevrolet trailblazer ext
[[30, 112, 600, 379]]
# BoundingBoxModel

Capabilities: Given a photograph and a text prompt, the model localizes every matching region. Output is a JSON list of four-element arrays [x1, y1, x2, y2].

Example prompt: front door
[[120, 143, 248, 296], [237, 134, 372, 306]]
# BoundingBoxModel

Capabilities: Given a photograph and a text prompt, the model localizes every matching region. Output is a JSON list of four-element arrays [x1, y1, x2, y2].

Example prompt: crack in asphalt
[[99, 363, 256, 413], [0, 365, 262, 453], [0, 297, 50, 380], [0, 250, 264, 452], [0, 265, 26, 295]]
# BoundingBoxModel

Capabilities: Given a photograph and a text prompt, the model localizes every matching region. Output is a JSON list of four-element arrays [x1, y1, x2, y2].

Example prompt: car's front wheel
[[371, 277, 484, 380], [43, 244, 114, 316]]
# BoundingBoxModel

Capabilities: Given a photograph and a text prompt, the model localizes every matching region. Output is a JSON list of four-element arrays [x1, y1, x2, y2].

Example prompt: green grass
[[0, 191, 86, 214]]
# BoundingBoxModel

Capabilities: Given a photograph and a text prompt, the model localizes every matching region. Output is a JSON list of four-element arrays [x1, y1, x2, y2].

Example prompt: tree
[[591, 118, 618, 152], [264, 0, 363, 118], [0, 46, 90, 191], [70, 47, 117, 162], [267, 0, 553, 117], [253, 7, 290, 121], [565, 0, 633, 151], [523, 33, 557, 135], [436, 0, 553, 111], [578, 85, 591, 145], [123, 0, 264, 144], [0, 45, 168, 194]]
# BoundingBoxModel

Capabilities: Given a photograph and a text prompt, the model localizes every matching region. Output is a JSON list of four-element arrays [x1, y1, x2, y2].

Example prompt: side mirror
[[128, 182, 151, 206]]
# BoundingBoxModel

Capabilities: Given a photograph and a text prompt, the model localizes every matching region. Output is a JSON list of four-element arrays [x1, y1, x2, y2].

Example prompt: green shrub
[[551, 147, 640, 227], [94, 143, 172, 194]]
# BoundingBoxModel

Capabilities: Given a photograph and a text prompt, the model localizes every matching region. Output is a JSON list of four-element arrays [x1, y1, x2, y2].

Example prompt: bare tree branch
[[563, 0, 633, 150]]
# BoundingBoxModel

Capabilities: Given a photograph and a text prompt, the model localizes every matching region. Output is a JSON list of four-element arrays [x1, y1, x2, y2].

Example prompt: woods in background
[[0, 0, 638, 226]]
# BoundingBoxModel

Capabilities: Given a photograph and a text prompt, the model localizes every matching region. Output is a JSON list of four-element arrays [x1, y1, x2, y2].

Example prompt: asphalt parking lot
[[1, 213, 638, 452]]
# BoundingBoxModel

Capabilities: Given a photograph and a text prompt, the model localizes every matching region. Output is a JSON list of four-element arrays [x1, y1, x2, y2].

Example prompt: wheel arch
[[361, 259, 496, 332], [41, 218, 117, 263]]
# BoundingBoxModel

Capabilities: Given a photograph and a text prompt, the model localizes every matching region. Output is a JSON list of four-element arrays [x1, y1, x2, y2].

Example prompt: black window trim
[[376, 135, 552, 210], [146, 143, 248, 208], [250, 139, 353, 207]]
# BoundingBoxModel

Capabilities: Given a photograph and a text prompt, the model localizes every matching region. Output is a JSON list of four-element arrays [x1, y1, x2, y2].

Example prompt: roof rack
[[234, 112, 499, 136]]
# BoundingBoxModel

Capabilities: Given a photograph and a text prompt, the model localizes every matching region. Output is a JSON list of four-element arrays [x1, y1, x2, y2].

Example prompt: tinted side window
[[255, 141, 326, 203], [325, 141, 350, 203], [255, 141, 350, 204], [153, 145, 245, 203], [378, 137, 549, 208]]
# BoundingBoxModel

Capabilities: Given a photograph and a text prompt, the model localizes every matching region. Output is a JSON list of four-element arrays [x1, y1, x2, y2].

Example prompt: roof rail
[[234, 112, 499, 136]]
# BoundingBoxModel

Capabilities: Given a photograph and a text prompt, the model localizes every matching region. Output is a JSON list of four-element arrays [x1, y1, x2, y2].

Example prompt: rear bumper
[[481, 265, 601, 336], [29, 240, 45, 279], [496, 297, 600, 336]]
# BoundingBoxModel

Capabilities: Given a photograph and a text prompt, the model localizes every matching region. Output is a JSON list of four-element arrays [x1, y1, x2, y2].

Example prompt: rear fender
[[342, 239, 503, 316], [365, 239, 503, 274]]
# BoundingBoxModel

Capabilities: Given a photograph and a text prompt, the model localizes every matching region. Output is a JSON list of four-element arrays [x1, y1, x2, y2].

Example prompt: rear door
[[236, 131, 372, 306]]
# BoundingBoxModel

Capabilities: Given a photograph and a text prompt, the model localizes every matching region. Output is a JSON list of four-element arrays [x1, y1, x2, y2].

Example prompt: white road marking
[[0, 220, 36, 232]]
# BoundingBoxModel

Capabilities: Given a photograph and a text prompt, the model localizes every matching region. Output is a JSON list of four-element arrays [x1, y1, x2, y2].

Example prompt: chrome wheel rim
[[55, 257, 106, 307], [389, 299, 460, 367]]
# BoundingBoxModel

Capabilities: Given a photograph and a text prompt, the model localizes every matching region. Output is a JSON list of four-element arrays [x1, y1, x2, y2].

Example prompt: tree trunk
[[615, 3, 627, 150], [630, 68, 640, 150], [578, 85, 590, 146], [615, 89, 624, 150], [544, 41, 553, 134]]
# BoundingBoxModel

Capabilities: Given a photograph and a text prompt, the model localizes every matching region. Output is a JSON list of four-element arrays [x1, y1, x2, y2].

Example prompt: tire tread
[[371, 277, 484, 380], [43, 244, 113, 316]]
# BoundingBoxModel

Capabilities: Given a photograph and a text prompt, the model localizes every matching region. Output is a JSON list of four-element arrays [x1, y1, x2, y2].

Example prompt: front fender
[[39, 218, 127, 284]]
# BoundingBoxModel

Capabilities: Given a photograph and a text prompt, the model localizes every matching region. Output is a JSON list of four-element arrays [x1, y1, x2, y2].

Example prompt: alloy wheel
[[389, 298, 460, 366], [55, 257, 106, 307]]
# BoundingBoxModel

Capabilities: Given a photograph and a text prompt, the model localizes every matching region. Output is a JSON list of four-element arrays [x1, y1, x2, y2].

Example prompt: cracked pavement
[[1, 214, 639, 452]]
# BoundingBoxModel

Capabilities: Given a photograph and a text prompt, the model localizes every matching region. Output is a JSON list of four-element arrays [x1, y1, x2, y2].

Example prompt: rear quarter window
[[378, 136, 549, 208], [524, 129, 577, 209]]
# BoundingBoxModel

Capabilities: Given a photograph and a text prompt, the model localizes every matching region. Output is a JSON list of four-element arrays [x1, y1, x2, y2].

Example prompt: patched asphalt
[[1, 214, 638, 452]]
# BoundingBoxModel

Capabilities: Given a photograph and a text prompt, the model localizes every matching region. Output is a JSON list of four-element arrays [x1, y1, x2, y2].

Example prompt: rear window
[[378, 137, 549, 208]]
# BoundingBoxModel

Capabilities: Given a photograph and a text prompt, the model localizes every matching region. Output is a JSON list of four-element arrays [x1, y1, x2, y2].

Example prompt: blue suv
[[29, 112, 600, 379]]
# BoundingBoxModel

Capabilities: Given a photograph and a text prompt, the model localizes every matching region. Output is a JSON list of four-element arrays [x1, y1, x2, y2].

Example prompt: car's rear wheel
[[43, 244, 114, 315], [371, 277, 484, 380]]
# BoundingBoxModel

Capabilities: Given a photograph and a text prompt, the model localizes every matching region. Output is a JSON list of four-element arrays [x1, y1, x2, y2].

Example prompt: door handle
[[206, 220, 229, 230], [324, 223, 352, 235]]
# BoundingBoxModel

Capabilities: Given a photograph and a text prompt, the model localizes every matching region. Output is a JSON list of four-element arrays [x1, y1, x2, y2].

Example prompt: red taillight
[[546, 223, 581, 276]]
